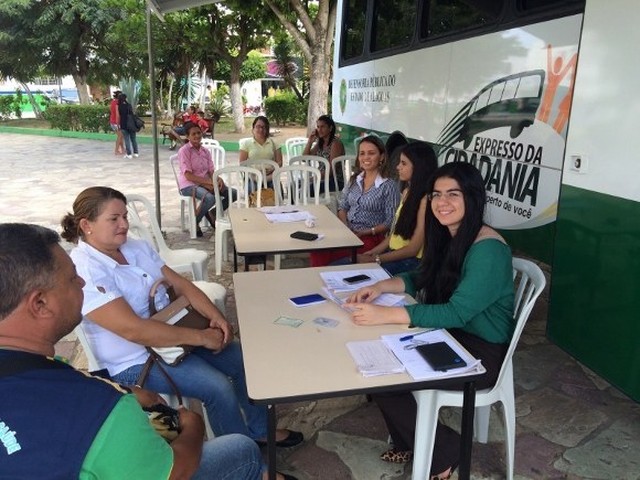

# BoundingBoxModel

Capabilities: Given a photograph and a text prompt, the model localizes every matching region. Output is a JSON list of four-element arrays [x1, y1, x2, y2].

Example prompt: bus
[[332, 0, 640, 401]]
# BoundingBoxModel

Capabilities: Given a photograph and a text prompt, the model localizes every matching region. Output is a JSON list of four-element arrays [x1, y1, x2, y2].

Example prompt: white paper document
[[258, 207, 316, 223], [322, 287, 405, 309], [346, 340, 405, 377], [320, 268, 391, 293], [381, 329, 484, 381]]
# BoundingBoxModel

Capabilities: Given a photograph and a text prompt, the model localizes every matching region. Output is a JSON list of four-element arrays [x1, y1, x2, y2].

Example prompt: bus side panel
[[548, 0, 640, 401], [548, 186, 640, 402]]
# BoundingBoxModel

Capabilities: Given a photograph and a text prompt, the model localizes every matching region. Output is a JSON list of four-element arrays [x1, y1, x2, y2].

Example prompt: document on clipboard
[[381, 329, 484, 381]]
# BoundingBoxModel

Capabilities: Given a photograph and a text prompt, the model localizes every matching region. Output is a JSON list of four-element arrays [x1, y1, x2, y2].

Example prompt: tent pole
[[147, 5, 162, 226]]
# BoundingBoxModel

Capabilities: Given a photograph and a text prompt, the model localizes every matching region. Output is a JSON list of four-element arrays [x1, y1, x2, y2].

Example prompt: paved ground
[[1, 132, 639, 479]]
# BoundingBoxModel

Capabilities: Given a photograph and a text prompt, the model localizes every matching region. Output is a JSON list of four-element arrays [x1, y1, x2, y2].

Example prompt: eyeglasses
[[428, 190, 463, 201]]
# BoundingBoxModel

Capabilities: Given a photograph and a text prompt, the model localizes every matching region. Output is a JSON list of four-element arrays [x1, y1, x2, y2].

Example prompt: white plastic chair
[[242, 158, 281, 190], [331, 154, 356, 192], [411, 257, 546, 480], [289, 155, 334, 212], [204, 144, 226, 172], [126, 194, 209, 281], [211, 165, 263, 276], [169, 154, 198, 239], [284, 136, 308, 164], [274, 164, 321, 207], [201, 138, 220, 147]]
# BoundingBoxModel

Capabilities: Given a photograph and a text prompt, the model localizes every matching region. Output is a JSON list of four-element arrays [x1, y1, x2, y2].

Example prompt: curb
[[0, 126, 240, 152]]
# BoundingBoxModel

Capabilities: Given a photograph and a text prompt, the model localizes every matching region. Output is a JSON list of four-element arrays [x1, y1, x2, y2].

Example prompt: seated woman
[[177, 122, 234, 237], [61, 186, 303, 450], [355, 142, 437, 275], [310, 135, 400, 267], [346, 162, 515, 480], [302, 115, 345, 191], [239, 116, 283, 185]]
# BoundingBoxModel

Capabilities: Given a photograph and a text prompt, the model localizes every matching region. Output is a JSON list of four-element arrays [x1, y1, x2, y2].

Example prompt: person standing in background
[[118, 93, 139, 159], [109, 91, 124, 156]]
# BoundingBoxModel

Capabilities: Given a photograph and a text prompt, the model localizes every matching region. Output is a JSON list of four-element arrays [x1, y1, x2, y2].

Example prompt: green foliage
[[43, 104, 110, 133], [0, 90, 24, 120], [215, 50, 267, 84], [264, 91, 303, 126], [206, 94, 231, 122]]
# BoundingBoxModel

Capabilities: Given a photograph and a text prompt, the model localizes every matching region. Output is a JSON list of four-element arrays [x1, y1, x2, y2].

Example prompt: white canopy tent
[[145, 0, 222, 223]]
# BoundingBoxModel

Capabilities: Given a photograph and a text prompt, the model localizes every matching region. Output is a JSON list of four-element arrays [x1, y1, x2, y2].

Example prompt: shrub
[[264, 92, 303, 126], [43, 104, 110, 132], [0, 92, 23, 120]]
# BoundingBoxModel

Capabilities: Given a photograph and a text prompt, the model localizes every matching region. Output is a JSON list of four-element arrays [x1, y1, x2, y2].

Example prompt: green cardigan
[[400, 239, 515, 344]]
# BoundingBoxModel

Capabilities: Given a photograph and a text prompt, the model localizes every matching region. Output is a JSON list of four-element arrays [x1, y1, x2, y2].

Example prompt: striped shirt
[[338, 173, 400, 231]]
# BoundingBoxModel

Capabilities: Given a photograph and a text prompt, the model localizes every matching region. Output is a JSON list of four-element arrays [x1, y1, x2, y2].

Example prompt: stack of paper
[[346, 340, 405, 377], [319, 268, 405, 308], [381, 329, 484, 380], [258, 206, 316, 223]]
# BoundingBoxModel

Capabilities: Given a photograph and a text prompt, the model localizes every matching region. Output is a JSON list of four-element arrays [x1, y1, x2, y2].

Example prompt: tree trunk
[[71, 73, 92, 104], [167, 76, 175, 117], [229, 59, 245, 133], [19, 82, 43, 119], [307, 46, 331, 135]]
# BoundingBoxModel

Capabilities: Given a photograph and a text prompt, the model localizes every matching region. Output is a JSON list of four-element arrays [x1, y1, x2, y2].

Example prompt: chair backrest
[[169, 154, 184, 194], [125, 194, 169, 255], [285, 137, 308, 164], [494, 257, 546, 387], [242, 159, 280, 187], [201, 138, 220, 147], [275, 165, 321, 206], [289, 155, 331, 201], [74, 324, 100, 372], [213, 165, 263, 211], [204, 144, 226, 171], [331, 154, 356, 192]]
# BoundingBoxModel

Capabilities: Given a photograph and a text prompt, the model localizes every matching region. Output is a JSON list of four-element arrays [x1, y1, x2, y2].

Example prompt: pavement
[[1, 132, 639, 479]]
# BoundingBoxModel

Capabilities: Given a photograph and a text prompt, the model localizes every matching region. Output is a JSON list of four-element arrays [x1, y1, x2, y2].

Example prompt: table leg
[[267, 404, 277, 480], [458, 381, 476, 480]]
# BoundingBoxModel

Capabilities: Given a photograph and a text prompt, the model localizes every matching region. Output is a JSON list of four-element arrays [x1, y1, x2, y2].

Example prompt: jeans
[[329, 250, 420, 275], [192, 433, 262, 480], [180, 185, 236, 227], [112, 342, 268, 439], [122, 129, 138, 155]]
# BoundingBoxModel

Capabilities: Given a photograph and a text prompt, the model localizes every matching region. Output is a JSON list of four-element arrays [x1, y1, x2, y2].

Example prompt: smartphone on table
[[289, 293, 326, 307], [343, 274, 371, 285]]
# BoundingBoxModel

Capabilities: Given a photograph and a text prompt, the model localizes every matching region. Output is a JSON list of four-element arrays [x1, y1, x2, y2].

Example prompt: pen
[[399, 330, 429, 342]]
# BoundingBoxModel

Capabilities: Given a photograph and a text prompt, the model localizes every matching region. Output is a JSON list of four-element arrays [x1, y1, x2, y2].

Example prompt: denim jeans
[[121, 129, 138, 155], [112, 342, 268, 439], [192, 433, 262, 480], [329, 251, 420, 275], [180, 185, 236, 227]]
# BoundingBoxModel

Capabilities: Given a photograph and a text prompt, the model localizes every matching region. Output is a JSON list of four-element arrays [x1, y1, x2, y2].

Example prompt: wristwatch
[[375, 254, 381, 264]]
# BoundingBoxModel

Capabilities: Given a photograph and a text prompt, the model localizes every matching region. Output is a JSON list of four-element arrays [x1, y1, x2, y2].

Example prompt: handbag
[[134, 115, 145, 132], [249, 187, 276, 207], [147, 279, 210, 366]]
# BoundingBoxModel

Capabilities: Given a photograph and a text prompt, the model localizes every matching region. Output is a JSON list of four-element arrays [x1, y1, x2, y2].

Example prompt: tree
[[272, 37, 304, 101], [262, 0, 337, 133], [0, 0, 127, 105], [192, 2, 274, 132]]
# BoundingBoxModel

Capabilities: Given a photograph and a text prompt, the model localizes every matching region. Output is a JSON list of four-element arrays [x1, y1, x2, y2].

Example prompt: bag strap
[[148, 278, 177, 315], [135, 350, 184, 405]]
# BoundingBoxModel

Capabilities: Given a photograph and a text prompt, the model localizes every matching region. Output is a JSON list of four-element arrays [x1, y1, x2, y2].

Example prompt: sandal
[[431, 461, 459, 480], [380, 448, 413, 463]]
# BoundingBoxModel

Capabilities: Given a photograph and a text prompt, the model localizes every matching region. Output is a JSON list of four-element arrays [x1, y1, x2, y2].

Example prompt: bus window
[[371, 0, 417, 52], [517, 0, 582, 12], [342, 0, 368, 60], [421, 0, 503, 39]]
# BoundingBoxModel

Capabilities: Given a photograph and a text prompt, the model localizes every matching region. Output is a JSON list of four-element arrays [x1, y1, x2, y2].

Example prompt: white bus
[[332, 0, 640, 401]]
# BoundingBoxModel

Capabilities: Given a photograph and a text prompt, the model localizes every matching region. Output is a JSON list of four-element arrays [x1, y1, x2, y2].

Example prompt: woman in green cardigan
[[346, 161, 515, 480]]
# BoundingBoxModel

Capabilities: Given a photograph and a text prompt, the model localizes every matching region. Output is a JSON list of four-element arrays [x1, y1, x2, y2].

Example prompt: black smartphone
[[290, 231, 319, 241], [289, 293, 326, 307], [343, 274, 371, 285], [415, 342, 467, 371]]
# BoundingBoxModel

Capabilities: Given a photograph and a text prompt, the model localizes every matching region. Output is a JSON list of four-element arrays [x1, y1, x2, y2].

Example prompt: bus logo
[[437, 70, 545, 149]]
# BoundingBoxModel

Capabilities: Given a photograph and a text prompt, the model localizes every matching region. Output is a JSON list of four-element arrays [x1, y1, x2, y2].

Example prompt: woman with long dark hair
[[303, 115, 346, 190], [356, 141, 437, 274], [346, 162, 515, 479]]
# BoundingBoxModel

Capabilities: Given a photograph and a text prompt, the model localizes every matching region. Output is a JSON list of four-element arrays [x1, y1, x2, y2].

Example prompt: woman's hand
[[357, 253, 375, 264], [346, 283, 382, 303], [349, 303, 388, 325], [200, 327, 225, 352]]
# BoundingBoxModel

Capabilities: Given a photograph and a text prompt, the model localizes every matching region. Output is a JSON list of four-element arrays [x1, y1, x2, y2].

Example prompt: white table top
[[228, 204, 363, 256], [233, 264, 483, 403]]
